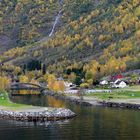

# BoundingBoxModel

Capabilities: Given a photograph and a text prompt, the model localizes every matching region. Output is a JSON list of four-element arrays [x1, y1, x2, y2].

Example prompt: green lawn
[[123, 85, 140, 91], [85, 91, 140, 100], [0, 90, 32, 110]]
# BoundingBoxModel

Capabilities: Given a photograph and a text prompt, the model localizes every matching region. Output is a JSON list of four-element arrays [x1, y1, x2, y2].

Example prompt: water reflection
[[0, 119, 70, 128], [13, 90, 40, 95], [1, 90, 140, 140], [47, 96, 66, 108], [10, 91, 67, 108]]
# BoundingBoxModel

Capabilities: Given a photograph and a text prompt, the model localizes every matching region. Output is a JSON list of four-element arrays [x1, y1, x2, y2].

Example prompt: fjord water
[[0, 93, 140, 140]]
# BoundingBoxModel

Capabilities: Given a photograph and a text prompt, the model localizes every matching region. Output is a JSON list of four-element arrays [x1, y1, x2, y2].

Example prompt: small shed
[[100, 80, 108, 85]]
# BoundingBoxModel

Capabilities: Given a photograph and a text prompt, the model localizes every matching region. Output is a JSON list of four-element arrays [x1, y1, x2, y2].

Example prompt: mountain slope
[[0, 0, 61, 52], [1, 0, 140, 81]]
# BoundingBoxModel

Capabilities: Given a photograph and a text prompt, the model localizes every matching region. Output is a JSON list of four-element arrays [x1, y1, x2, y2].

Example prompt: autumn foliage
[[0, 76, 11, 90]]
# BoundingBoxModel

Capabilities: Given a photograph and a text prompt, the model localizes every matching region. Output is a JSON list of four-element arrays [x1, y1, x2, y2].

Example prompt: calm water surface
[[0, 92, 140, 140]]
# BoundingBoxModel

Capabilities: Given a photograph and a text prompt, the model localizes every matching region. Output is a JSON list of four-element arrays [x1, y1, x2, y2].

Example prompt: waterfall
[[49, 10, 62, 37], [49, 0, 63, 37]]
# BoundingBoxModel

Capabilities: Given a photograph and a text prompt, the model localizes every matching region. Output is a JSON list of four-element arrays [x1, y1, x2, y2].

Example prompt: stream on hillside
[[49, 0, 63, 37], [0, 90, 140, 140]]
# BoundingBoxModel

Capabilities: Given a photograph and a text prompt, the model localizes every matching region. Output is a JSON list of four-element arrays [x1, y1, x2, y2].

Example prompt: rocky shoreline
[[44, 90, 140, 110], [0, 108, 76, 122], [44, 90, 99, 106], [99, 101, 140, 110]]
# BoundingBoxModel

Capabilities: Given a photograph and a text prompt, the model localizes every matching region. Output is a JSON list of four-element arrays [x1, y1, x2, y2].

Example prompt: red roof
[[111, 74, 123, 80]]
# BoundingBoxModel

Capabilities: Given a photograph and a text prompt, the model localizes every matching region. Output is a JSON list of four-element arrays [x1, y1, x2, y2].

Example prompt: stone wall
[[0, 108, 76, 122]]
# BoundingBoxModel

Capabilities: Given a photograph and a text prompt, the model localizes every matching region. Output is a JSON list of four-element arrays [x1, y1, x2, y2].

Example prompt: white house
[[112, 80, 128, 88], [100, 80, 108, 85], [64, 82, 73, 88]]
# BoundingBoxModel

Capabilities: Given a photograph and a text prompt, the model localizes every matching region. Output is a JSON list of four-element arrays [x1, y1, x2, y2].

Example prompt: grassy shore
[[85, 91, 140, 100], [0, 90, 32, 110], [122, 85, 140, 91], [64, 90, 140, 106], [0, 91, 61, 112]]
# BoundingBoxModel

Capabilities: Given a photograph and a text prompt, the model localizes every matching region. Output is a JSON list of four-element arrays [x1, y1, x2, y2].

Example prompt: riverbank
[[0, 91, 76, 121], [44, 90, 140, 110]]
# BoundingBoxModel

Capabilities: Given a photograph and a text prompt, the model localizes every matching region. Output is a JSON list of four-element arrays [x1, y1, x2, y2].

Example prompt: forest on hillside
[[0, 0, 140, 88]]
